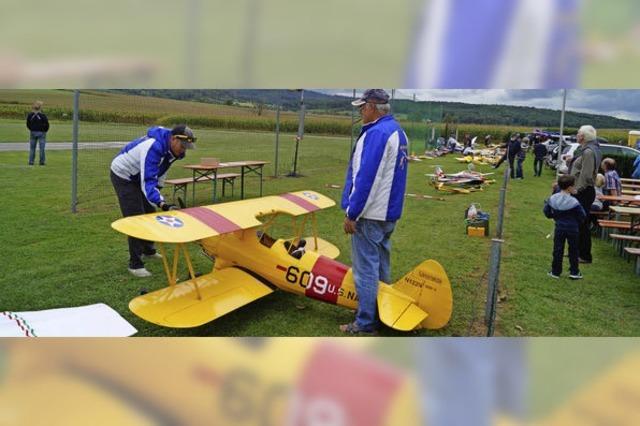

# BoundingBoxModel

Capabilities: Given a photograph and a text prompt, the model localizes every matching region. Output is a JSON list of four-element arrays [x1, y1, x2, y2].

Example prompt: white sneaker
[[142, 253, 163, 260], [128, 267, 152, 278]]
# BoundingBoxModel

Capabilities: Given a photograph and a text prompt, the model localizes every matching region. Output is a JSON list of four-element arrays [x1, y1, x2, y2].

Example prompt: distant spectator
[[484, 134, 492, 147], [493, 133, 521, 179], [544, 174, 586, 280], [591, 174, 605, 212], [633, 155, 640, 179], [463, 133, 472, 148], [447, 134, 458, 151], [601, 158, 622, 197], [26, 100, 49, 166], [533, 139, 547, 177], [515, 137, 528, 179]]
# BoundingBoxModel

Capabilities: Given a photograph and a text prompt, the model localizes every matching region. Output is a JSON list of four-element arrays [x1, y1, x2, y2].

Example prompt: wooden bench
[[622, 183, 640, 190], [590, 210, 610, 233], [621, 178, 640, 184], [610, 233, 640, 257], [165, 173, 240, 205], [623, 247, 640, 275], [597, 219, 632, 239]]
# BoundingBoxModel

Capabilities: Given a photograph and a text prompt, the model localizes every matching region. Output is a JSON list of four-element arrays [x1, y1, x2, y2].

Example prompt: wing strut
[[157, 242, 202, 300]]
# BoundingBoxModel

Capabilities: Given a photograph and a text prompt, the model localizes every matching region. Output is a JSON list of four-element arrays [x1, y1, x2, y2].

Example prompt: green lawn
[[1, 126, 639, 336]]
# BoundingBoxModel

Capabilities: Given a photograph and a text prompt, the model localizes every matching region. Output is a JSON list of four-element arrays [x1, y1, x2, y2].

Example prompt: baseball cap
[[351, 89, 390, 107], [171, 125, 196, 149]]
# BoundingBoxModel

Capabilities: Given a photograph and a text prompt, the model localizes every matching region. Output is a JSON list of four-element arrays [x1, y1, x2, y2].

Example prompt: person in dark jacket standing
[[569, 125, 601, 264], [340, 89, 409, 334], [533, 139, 547, 176], [110, 125, 196, 277], [26, 101, 50, 166], [493, 133, 521, 178], [544, 174, 586, 280]]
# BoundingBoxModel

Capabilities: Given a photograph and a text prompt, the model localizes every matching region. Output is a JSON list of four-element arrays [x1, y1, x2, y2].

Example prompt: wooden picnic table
[[610, 205, 640, 232], [183, 160, 269, 204], [597, 194, 640, 206]]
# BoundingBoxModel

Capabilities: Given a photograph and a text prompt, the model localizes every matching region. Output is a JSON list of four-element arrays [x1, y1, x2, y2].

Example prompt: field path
[[0, 142, 127, 151]]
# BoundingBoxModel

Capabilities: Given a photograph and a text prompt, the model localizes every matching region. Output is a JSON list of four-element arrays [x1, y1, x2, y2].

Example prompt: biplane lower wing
[[377, 285, 428, 331], [129, 267, 274, 328]]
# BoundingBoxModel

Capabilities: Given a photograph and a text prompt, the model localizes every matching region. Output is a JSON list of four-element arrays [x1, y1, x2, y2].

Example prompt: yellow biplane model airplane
[[111, 190, 453, 331]]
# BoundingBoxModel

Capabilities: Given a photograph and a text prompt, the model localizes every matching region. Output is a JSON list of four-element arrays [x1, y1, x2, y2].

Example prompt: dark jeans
[[516, 158, 524, 178], [110, 171, 157, 269], [533, 158, 544, 176], [574, 186, 596, 263], [508, 156, 516, 178], [495, 155, 518, 178], [552, 229, 579, 275], [29, 131, 47, 165]]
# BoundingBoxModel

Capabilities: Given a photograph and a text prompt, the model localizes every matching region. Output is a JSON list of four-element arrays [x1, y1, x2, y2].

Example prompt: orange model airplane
[[111, 190, 453, 331]]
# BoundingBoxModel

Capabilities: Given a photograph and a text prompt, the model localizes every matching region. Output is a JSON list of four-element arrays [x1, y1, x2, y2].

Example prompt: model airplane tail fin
[[392, 260, 453, 330]]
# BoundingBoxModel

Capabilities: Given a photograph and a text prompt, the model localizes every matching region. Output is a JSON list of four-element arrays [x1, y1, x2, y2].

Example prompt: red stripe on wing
[[279, 193, 320, 212], [182, 207, 241, 234]]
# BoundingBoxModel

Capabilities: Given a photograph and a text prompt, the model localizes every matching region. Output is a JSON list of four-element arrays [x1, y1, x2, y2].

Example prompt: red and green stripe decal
[[1, 311, 37, 337]]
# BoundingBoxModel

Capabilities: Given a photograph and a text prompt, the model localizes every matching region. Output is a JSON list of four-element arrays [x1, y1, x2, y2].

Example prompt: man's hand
[[160, 202, 178, 211], [343, 217, 357, 234]]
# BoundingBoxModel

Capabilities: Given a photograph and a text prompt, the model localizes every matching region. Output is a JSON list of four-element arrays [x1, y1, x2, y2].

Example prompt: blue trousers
[[351, 218, 395, 331], [29, 131, 47, 165]]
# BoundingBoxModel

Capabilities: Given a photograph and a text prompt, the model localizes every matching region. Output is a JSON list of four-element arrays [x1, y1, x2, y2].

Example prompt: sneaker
[[128, 267, 152, 278], [547, 271, 560, 279], [569, 273, 583, 280], [339, 322, 378, 336], [142, 252, 163, 260]]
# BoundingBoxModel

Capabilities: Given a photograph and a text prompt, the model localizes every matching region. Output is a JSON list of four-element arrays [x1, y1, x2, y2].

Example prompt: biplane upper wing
[[111, 190, 335, 243]]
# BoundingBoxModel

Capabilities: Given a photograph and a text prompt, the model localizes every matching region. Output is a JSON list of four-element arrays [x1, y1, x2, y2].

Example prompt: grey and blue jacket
[[341, 115, 409, 222], [110, 126, 183, 207], [543, 192, 586, 233]]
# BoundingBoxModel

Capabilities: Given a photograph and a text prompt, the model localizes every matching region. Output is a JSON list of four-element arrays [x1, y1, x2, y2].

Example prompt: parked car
[[556, 143, 640, 175]]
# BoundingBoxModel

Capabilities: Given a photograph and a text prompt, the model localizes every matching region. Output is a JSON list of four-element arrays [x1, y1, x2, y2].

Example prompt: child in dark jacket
[[544, 175, 586, 279]]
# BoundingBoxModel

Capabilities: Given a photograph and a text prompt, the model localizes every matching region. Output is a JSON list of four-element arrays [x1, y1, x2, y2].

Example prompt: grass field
[[1, 123, 639, 337]]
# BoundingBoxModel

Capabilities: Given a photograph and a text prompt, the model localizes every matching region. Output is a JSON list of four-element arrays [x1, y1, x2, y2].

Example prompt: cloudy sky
[[328, 90, 640, 122]]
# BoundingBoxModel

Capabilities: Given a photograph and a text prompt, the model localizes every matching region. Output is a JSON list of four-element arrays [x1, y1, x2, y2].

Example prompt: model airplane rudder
[[392, 260, 453, 330]]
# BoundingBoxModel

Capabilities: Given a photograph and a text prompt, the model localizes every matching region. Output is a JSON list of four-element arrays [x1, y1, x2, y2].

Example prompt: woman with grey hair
[[569, 125, 602, 264]]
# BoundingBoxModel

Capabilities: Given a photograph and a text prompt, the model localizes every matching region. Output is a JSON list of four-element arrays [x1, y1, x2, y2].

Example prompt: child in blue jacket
[[544, 174, 586, 279]]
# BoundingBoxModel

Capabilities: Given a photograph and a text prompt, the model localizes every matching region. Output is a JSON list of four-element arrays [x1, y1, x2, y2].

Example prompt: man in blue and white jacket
[[340, 89, 409, 334], [110, 125, 196, 277]]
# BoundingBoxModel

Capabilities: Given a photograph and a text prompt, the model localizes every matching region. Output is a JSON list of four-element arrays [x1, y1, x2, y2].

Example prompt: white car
[[556, 143, 640, 174]]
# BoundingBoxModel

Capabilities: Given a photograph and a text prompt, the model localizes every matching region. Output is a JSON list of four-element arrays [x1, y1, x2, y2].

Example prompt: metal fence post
[[288, 89, 304, 177], [556, 89, 567, 178], [274, 103, 280, 177], [485, 144, 510, 336], [71, 90, 80, 213]]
